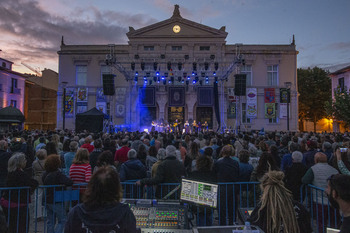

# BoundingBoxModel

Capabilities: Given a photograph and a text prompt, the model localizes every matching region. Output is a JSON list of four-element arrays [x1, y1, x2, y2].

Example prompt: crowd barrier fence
[[0, 182, 341, 232]]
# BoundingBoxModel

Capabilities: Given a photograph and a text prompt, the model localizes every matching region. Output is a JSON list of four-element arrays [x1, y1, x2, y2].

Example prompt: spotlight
[[181, 79, 184, 84], [153, 62, 158, 71], [135, 71, 138, 76], [192, 71, 195, 76], [214, 62, 219, 71], [157, 77, 160, 83], [205, 80, 209, 84], [156, 71, 160, 76], [215, 77, 218, 83], [161, 76, 165, 80], [131, 62, 135, 70], [141, 62, 145, 71], [144, 80, 147, 84], [178, 62, 182, 70], [213, 71, 216, 76], [192, 80, 196, 84], [143, 76, 147, 80], [204, 62, 209, 70]]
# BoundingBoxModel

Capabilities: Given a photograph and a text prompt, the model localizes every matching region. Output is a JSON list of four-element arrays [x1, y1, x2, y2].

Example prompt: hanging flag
[[65, 88, 74, 118], [280, 103, 289, 119], [228, 88, 236, 102], [228, 102, 236, 119], [265, 103, 276, 119], [264, 88, 275, 103], [77, 88, 88, 102], [280, 88, 289, 103], [246, 88, 257, 118]]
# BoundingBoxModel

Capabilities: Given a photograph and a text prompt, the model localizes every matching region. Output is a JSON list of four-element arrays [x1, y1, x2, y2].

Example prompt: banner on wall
[[115, 87, 127, 118], [227, 102, 236, 119], [265, 103, 276, 119], [77, 88, 88, 102], [96, 102, 106, 114], [65, 88, 74, 118], [96, 88, 106, 102], [279, 103, 289, 119], [280, 88, 289, 103], [264, 88, 275, 103], [76, 102, 88, 114], [115, 104, 126, 117], [246, 88, 257, 118]]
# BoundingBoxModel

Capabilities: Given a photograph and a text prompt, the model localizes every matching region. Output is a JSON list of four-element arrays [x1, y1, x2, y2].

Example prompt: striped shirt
[[69, 163, 92, 184]]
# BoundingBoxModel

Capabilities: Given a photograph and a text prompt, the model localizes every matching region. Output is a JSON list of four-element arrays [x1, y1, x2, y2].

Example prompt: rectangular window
[[338, 77, 345, 91], [172, 46, 182, 51], [10, 100, 17, 108], [241, 65, 252, 86], [144, 46, 154, 51], [242, 103, 251, 124], [11, 78, 18, 88], [267, 65, 278, 86], [199, 46, 210, 51], [76, 65, 87, 86], [268, 103, 279, 123]]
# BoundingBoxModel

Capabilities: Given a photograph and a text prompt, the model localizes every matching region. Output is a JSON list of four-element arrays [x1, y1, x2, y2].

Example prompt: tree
[[325, 88, 350, 127], [298, 67, 331, 132]]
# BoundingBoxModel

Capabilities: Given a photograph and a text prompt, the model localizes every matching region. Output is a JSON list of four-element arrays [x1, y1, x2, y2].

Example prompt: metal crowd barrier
[[301, 184, 341, 233], [0, 182, 342, 232]]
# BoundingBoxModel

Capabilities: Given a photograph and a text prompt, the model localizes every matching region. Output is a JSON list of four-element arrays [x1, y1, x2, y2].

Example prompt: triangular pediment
[[127, 5, 227, 40]]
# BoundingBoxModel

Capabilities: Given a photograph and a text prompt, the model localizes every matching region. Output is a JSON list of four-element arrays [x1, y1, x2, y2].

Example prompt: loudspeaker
[[103, 74, 115, 95], [234, 74, 247, 96]]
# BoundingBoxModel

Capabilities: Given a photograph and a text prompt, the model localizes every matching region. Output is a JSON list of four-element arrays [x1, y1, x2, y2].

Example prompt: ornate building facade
[[57, 5, 298, 132]]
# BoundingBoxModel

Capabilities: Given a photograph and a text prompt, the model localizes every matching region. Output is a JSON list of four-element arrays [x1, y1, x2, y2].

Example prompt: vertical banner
[[265, 103, 276, 119], [280, 103, 289, 119], [280, 88, 289, 103], [77, 88, 88, 114], [115, 87, 126, 118], [264, 88, 275, 103], [96, 88, 106, 113], [77, 88, 88, 102], [246, 88, 257, 118], [65, 88, 74, 118]]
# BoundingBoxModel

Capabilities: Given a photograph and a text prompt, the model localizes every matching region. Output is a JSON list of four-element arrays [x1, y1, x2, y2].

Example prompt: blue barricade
[[301, 184, 341, 233]]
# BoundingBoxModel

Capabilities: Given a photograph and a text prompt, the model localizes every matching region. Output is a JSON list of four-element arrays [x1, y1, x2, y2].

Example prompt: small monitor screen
[[180, 178, 218, 208]]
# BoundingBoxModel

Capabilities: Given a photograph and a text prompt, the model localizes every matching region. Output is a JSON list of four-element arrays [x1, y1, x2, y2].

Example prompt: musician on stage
[[173, 119, 181, 133], [151, 121, 156, 132], [202, 121, 208, 132], [184, 120, 190, 134], [192, 120, 198, 134]]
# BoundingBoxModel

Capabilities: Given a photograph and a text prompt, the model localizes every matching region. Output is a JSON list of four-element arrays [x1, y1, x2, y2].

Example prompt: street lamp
[[61, 81, 68, 130], [284, 81, 292, 131]]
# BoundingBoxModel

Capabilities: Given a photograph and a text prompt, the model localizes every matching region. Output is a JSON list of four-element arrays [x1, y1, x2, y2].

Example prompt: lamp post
[[61, 81, 68, 130], [284, 82, 292, 131]]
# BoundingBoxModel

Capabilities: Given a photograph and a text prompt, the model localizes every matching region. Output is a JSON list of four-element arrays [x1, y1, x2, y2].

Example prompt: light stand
[[61, 81, 68, 130], [285, 82, 292, 131]]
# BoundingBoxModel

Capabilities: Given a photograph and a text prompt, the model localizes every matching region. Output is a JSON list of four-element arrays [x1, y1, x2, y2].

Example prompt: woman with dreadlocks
[[249, 170, 312, 233]]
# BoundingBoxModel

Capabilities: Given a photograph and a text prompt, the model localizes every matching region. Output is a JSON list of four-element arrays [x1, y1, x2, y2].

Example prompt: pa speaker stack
[[102, 74, 115, 95], [234, 74, 247, 96]]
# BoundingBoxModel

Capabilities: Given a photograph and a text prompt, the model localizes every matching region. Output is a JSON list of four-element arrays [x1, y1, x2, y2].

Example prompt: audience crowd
[[0, 129, 350, 232]]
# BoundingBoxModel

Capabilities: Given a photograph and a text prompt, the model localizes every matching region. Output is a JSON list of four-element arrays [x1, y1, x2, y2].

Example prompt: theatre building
[[57, 5, 298, 132]]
